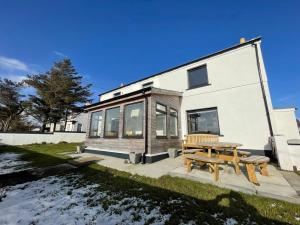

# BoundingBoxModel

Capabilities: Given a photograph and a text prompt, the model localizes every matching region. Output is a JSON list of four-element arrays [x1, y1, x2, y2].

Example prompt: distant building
[[47, 112, 88, 132]]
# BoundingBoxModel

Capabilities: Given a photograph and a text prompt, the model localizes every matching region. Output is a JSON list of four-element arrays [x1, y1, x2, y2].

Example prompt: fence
[[0, 131, 86, 145]]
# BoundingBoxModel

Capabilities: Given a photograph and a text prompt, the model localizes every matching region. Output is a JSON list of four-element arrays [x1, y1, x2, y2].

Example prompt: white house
[[48, 112, 88, 133], [84, 37, 300, 166]]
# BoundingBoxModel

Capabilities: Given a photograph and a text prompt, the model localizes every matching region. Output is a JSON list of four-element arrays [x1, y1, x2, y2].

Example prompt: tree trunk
[[42, 123, 47, 132], [64, 109, 68, 132], [53, 122, 57, 132], [2, 116, 12, 132]]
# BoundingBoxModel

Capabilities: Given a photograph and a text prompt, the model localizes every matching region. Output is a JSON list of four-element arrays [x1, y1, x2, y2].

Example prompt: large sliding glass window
[[89, 111, 103, 137], [170, 108, 178, 137], [124, 102, 144, 137], [156, 103, 167, 137], [104, 107, 120, 137], [187, 108, 220, 135]]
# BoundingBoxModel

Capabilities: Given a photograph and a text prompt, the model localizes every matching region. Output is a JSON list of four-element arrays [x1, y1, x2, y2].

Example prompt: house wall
[[99, 41, 274, 152], [49, 113, 88, 132], [273, 108, 300, 139]]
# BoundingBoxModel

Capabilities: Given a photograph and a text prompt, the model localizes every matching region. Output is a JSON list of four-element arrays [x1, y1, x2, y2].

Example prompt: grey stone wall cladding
[[85, 94, 182, 155]]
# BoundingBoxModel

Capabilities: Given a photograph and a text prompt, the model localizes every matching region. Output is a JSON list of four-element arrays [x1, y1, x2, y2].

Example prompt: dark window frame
[[187, 64, 210, 89], [122, 101, 145, 139], [89, 110, 103, 138], [156, 102, 168, 138], [186, 107, 221, 135], [77, 123, 82, 132], [169, 107, 179, 138], [142, 81, 153, 88], [104, 106, 120, 138], [113, 92, 121, 97]]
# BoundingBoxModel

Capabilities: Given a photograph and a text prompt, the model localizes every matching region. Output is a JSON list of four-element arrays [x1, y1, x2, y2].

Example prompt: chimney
[[240, 37, 246, 44], [120, 83, 124, 87], [85, 100, 92, 106]]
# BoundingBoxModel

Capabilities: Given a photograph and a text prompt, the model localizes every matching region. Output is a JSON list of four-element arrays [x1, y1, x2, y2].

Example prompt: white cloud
[[0, 55, 39, 82], [277, 94, 297, 103], [0, 56, 30, 72], [0, 74, 27, 82], [53, 50, 67, 58]]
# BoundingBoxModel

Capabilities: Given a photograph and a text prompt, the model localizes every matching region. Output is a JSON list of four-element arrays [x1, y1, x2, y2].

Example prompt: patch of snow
[[212, 212, 223, 218], [0, 153, 30, 175], [0, 175, 170, 225], [224, 218, 238, 225], [167, 198, 182, 204], [180, 220, 196, 225]]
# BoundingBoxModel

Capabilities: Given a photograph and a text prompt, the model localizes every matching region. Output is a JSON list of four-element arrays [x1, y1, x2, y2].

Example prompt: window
[[187, 108, 220, 135], [89, 111, 103, 137], [104, 107, 120, 137], [113, 92, 121, 97], [156, 103, 167, 137], [187, 65, 208, 89], [124, 102, 144, 137], [170, 108, 178, 137], [60, 124, 65, 131], [142, 81, 153, 88], [77, 123, 82, 132]]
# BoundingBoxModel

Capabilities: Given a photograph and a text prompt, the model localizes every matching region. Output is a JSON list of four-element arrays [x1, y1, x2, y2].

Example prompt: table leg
[[259, 163, 269, 176], [233, 147, 241, 175], [186, 159, 192, 172], [208, 148, 213, 173], [246, 164, 259, 185]]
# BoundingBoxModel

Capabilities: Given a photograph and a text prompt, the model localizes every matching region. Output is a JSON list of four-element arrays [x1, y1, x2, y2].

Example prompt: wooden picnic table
[[196, 141, 243, 175]]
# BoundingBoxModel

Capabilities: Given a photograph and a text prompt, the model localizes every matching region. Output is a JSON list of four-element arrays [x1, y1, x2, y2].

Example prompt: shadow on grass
[[0, 144, 299, 225]]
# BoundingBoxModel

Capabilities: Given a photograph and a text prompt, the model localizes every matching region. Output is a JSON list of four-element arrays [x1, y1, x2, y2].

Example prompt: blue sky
[[0, 1, 299, 116]]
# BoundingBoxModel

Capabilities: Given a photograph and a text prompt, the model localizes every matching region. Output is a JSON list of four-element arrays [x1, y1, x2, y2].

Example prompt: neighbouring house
[[47, 112, 88, 133], [84, 37, 300, 165]]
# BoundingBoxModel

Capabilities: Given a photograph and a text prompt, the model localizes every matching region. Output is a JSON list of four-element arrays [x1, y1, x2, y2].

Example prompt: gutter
[[253, 43, 274, 137], [142, 90, 149, 164]]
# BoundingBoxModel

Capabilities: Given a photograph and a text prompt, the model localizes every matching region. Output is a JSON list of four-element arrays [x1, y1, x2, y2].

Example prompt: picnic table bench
[[184, 154, 224, 181], [240, 155, 270, 185], [182, 134, 219, 150], [196, 141, 243, 175]]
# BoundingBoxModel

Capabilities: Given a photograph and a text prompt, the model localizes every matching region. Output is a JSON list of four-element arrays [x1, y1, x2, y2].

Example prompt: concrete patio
[[70, 152, 300, 204]]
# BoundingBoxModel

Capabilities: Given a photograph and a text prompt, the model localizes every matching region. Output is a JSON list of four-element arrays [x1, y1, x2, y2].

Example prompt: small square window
[[188, 65, 208, 89], [142, 81, 153, 88], [113, 92, 121, 97]]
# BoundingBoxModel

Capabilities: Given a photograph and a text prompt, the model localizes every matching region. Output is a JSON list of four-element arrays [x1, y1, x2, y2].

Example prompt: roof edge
[[99, 37, 262, 96]]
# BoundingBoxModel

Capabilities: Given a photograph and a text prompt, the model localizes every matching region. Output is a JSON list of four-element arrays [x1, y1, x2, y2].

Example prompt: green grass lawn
[[0, 142, 80, 167], [1, 143, 300, 224]]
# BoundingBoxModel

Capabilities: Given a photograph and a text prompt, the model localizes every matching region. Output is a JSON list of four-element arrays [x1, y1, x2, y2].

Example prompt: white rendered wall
[[274, 109, 300, 139], [272, 109, 300, 171], [100, 42, 273, 151], [0, 132, 86, 145]]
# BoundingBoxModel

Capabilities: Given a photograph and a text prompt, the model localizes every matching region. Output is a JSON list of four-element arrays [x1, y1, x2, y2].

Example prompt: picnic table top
[[196, 141, 242, 148]]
